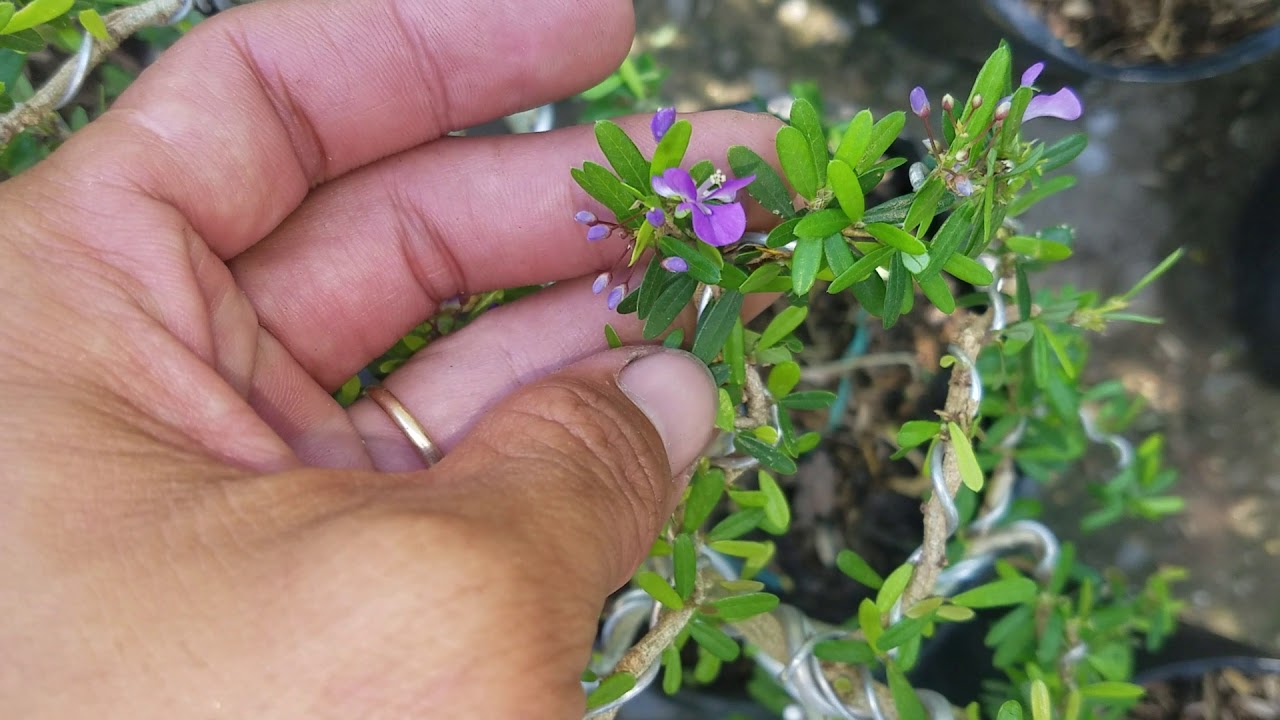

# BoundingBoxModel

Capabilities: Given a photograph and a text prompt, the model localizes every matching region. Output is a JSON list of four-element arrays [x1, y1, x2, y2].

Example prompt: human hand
[[0, 1, 781, 717]]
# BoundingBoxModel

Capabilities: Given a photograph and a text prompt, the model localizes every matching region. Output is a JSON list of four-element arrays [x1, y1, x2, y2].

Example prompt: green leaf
[[962, 43, 1011, 142], [903, 176, 945, 235], [691, 289, 743, 363], [0, 27, 42, 52], [863, 192, 916, 225], [693, 645, 722, 684], [790, 236, 824, 295], [661, 646, 682, 695], [935, 604, 977, 622], [824, 233, 855, 276], [887, 662, 928, 720], [689, 159, 716, 184], [1080, 681, 1145, 700], [859, 111, 906, 174], [767, 361, 800, 399], [828, 245, 893, 294], [1030, 679, 1051, 720], [780, 390, 837, 410], [879, 616, 928, 651], [740, 263, 783, 294], [836, 549, 884, 589], [636, 570, 684, 610], [948, 422, 984, 492], [595, 120, 650, 191], [833, 109, 872, 168], [882, 253, 910, 328], [827, 159, 865, 224], [0, 3, 14, 33], [951, 577, 1038, 608], [1043, 132, 1088, 172], [814, 638, 877, 665], [858, 598, 884, 650], [728, 145, 795, 217], [777, 125, 819, 201], [673, 534, 697, 600], [689, 617, 741, 662], [759, 306, 808, 350], [875, 563, 915, 612], [586, 672, 636, 709], [658, 236, 720, 284], [726, 319, 746, 385], [1008, 175, 1076, 217], [77, 8, 108, 41], [766, 217, 802, 248], [901, 250, 931, 275], [866, 222, 927, 255], [734, 434, 797, 474], [715, 388, 736, 432], [943, 253, 995, 285], [996, 700, 1024, 720], [758, 471, 790, 532], [897, 420, 940, 450], [708, 592, 779, 622], [918, 273, 956, 313], [662, 327, 685, 349], [604, 323, 623, 349], [789, 98, 828, 186], [683, 467, 724, 532], [795, 208, 850, 240], [1005, 234, 1072, 262], [707, 508, 765, 542], [650, 119, 692, 177], [643, 273, 697, 340], [635, 257, 671, 320], [2, 0, 72, 34], [571, 163, 637, 225], [852, 272, 887, 316]]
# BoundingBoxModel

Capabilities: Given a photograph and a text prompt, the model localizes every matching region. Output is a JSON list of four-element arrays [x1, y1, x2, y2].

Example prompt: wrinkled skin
[[0, 1, 782, 717]]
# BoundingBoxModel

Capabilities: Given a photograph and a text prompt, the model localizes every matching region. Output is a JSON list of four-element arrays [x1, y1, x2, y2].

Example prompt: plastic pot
[[982, 0, 1280, 82]]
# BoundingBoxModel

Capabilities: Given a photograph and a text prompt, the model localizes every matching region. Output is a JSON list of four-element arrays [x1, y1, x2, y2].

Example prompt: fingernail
[[619, 349, 717, 474]]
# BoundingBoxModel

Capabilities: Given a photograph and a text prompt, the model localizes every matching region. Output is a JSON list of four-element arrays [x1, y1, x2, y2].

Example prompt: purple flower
[[646, 208, 666, 228], [651, 168, 755, 247], [651, 107, 677, 142], [909, 86, 930, 118], [1024, 88, 1083, 122], [586, 224, 611, 242], [606, 284, 627, 311], [574, 210, 597, 225], [1021, 62, 1046, 87], [660, 257, 689, 273]]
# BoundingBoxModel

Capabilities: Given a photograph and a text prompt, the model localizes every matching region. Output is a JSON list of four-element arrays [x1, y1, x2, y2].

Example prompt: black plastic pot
[[982, 0, 1280, 82]]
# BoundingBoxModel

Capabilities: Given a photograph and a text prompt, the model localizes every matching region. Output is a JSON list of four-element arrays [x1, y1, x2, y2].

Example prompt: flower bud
[[586, 224, 611, 242], [994, 100, 1012, 122], [909, 86, 931, 118], [646, 208, 666, 228], [592, 272, 611, 295], [941, 93, 955, 112], [660, 257, 689, 273], [574, 210, 597, 225], [651, 107, 677, 142], [971, 94, 984, 109], [606, 284, 628, 311]]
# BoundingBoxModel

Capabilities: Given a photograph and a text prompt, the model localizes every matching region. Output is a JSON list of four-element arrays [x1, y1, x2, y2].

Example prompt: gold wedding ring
[[364, 386, 443, 467]]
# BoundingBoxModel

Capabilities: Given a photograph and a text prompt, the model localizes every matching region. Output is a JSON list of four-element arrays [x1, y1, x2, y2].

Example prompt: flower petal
[[1021, 62, 1046, 87], [691, 202, 747, 247], [651, 107, 677, 142], [652, 168, 698, 200], [1024, 88, 1082, 122], [703, 174, 756, 203]]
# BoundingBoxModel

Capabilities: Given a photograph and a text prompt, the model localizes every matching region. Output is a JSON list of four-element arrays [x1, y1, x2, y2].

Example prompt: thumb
[[433, 346, 717, 595]]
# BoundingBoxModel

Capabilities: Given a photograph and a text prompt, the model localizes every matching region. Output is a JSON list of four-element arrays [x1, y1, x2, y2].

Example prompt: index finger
[[53, 0, 633, 258]]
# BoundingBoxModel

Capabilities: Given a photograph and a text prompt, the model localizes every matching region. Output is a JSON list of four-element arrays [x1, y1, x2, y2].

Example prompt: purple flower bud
[[909, 86, 930, 118], [971, 94, 984, 109], [606, 284, 627, 311], [592, 272, 611, 295], [586, 224, 611, 242], [1021, 62, 1046, 87], [574, 210, 597, 225], [651, 107, 677, 142], [660, 257, 689, 273], [941, 93, 955, 112], [954, 177, 975, 197], [646, 208, 666, 228], [994, 100, 1012, 122]]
